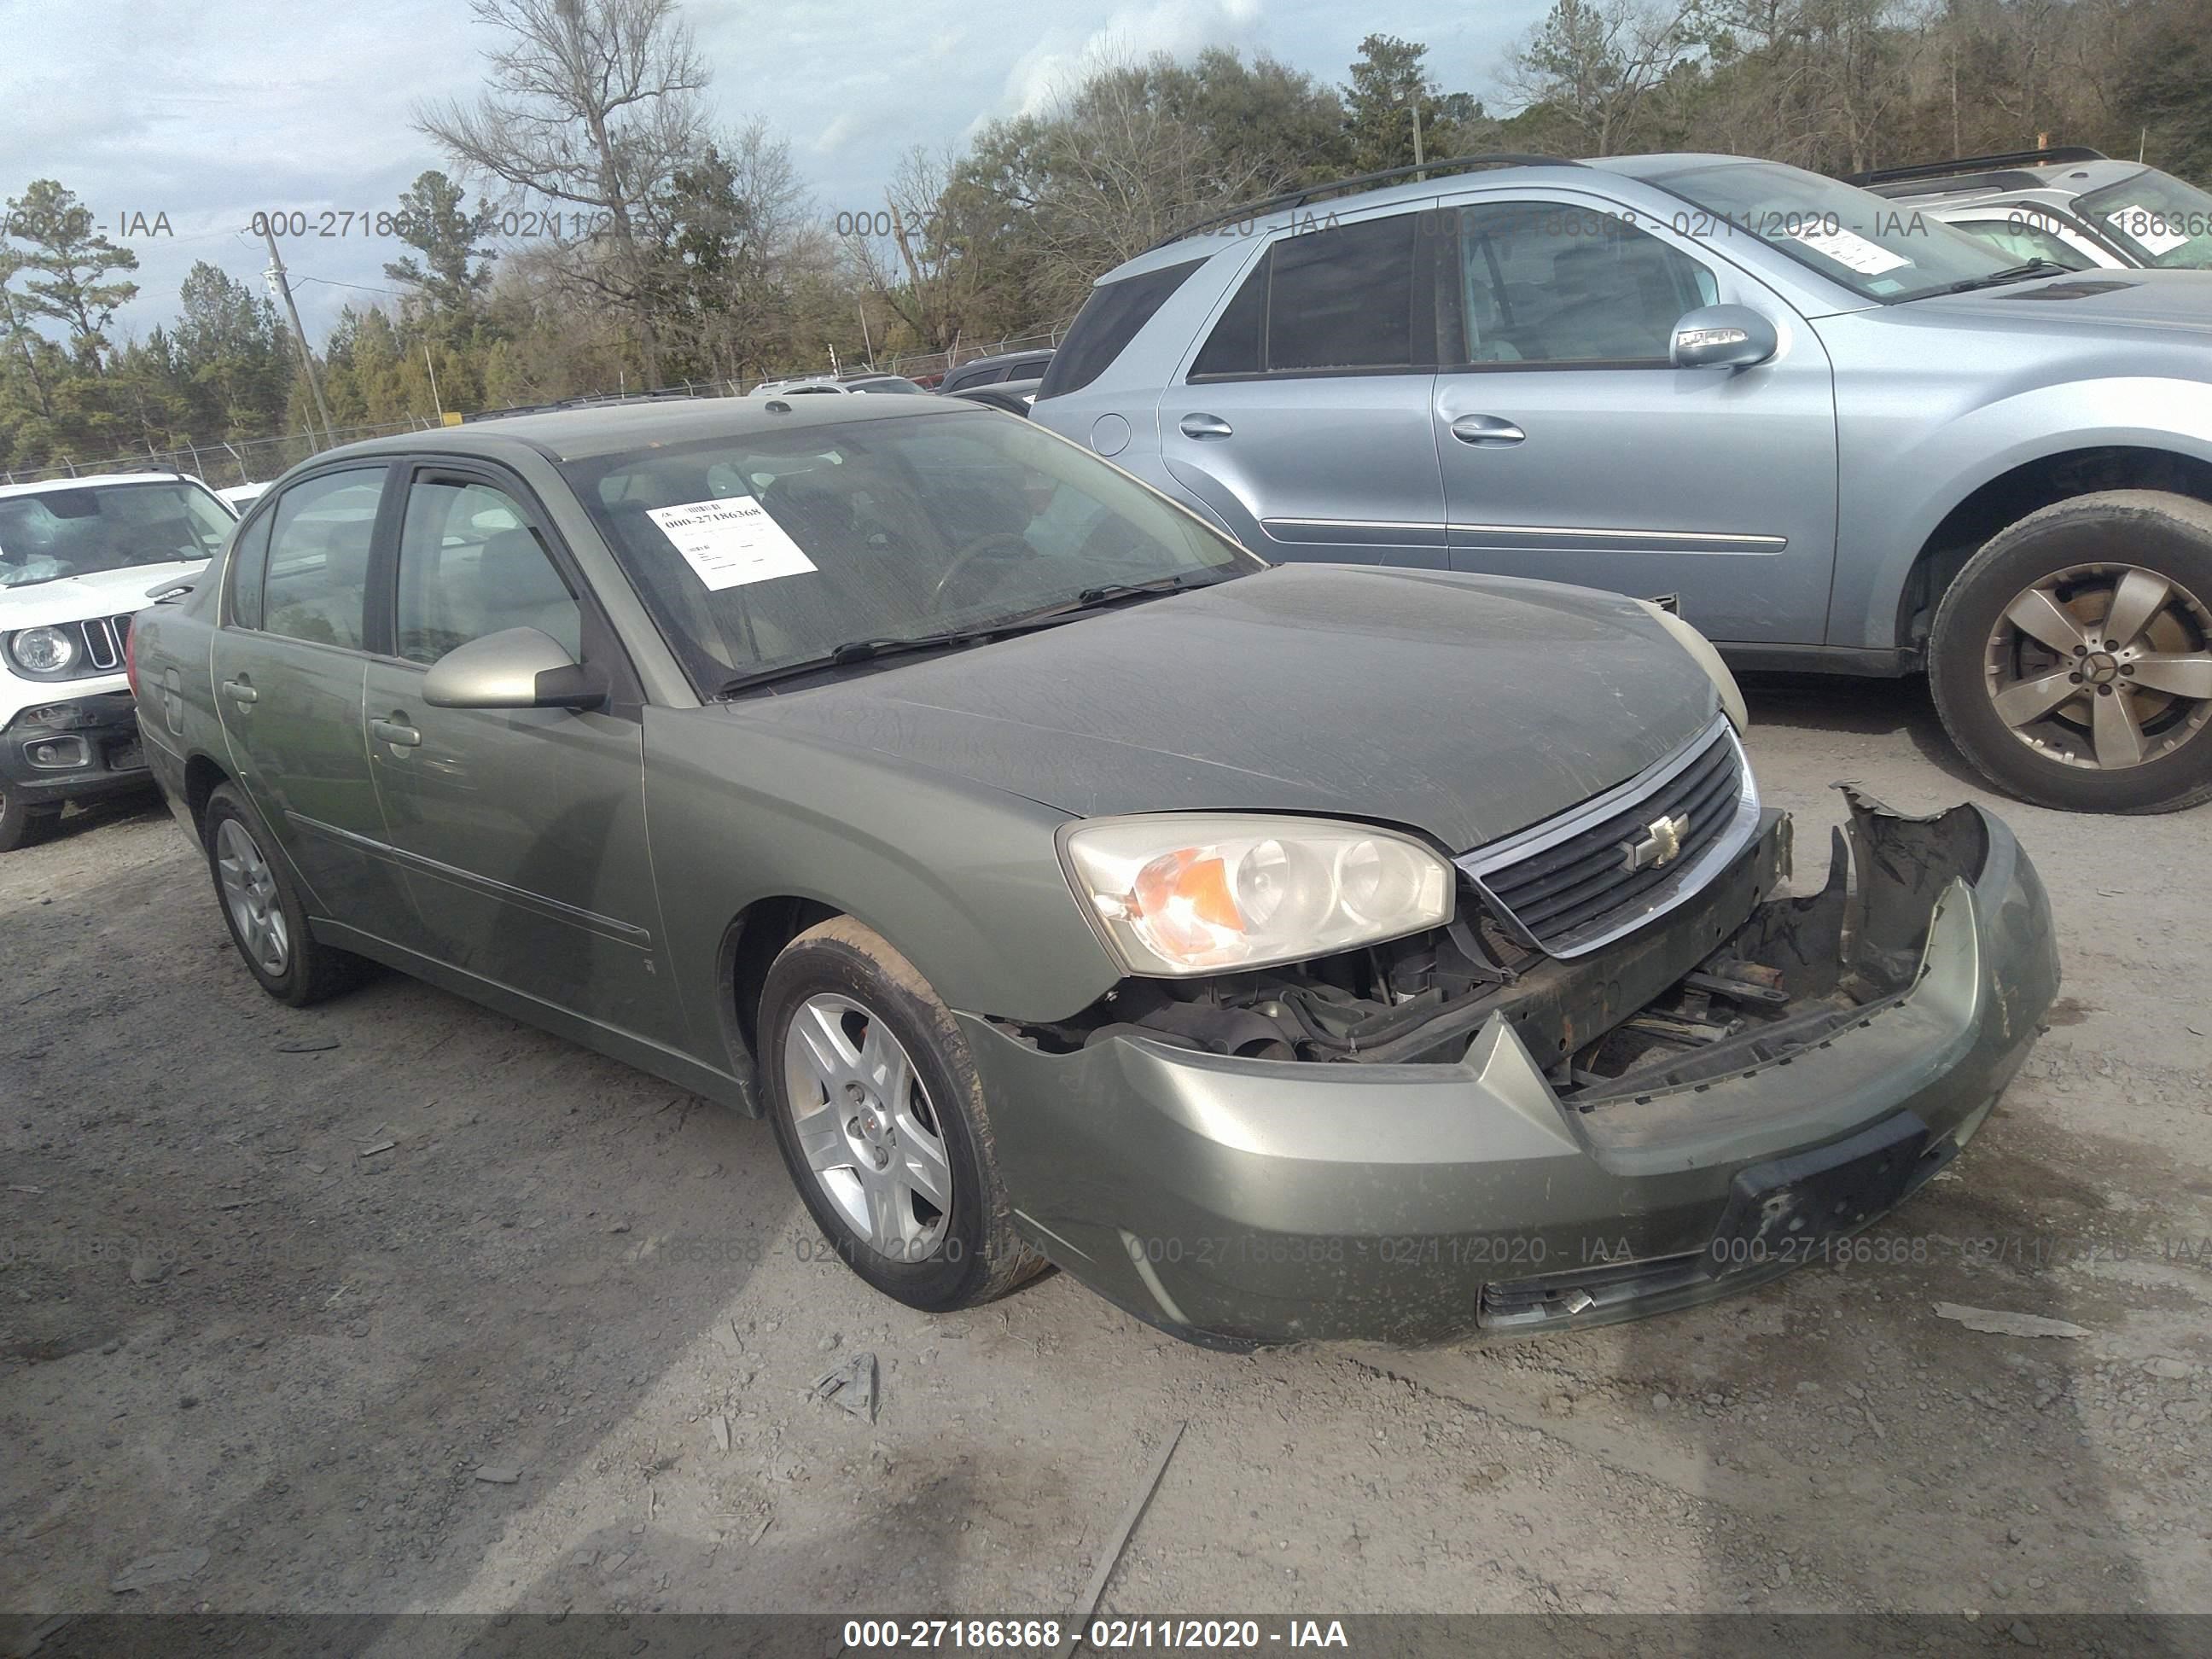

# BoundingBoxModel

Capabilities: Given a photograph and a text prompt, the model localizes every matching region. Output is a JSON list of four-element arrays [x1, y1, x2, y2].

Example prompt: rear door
[[360, 461, 683, 1045], [1158, 207, 1450, 567], [1430, 193, 1840, 643], [211, 462, 416, 938]]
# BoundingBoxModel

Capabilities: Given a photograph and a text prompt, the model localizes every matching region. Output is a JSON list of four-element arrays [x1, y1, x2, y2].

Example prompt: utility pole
[[1411, 96, 1426, 178], [422, 343, 445, 423], [260, 224, 336, 449]]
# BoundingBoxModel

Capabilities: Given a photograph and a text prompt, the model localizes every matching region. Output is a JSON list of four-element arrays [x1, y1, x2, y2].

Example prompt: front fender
[[1833, 375, 2212, 651], [643, 707, 1120, 1062]]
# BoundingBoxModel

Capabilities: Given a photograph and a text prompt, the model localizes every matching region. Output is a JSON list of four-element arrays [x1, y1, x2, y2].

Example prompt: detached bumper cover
[[966, 792, 2058, 1347]]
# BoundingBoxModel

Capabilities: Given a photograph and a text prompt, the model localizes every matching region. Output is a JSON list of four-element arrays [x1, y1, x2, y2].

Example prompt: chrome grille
[[1457, 718, 1759, 958]]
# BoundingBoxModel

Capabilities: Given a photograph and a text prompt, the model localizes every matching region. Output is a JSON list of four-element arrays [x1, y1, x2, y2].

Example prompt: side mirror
[[422, 626, 608, 711], [1669, 305, 1779, 370]]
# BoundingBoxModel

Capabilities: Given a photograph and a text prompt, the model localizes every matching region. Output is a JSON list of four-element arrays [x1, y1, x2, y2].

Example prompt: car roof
[[0, 470, 195, 500], [952, 349, 1053, 372], [1866, 159, 2149, 201], [313, 393, 976, 466]]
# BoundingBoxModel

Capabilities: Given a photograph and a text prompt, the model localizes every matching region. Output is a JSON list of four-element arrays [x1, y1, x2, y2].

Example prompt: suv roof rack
[[1844, 146, 2107, 189], [1147, 153, 1584, 252]]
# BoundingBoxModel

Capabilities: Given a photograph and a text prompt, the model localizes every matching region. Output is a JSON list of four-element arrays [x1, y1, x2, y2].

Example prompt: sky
[[0, 0, 1548, 341]]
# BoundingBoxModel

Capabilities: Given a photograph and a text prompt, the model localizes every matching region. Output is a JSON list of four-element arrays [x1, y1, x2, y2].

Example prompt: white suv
[[0, 472, 236, 849]]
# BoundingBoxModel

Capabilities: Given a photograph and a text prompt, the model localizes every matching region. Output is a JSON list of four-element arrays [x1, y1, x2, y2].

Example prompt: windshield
[[2076, 168, 2212, 269], [0, 480, 234, 590], [562, 408, 1259, 693], [1641, 160, 2027, 302]]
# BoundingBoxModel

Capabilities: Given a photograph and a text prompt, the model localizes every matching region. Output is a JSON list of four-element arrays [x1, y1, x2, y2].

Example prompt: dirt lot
[[3, 675, 2209, 1636]]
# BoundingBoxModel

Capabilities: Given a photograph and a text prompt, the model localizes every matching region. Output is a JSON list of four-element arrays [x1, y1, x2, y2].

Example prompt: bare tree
[[1507, 0, 1704, 154], [414, 0, 707, 384]]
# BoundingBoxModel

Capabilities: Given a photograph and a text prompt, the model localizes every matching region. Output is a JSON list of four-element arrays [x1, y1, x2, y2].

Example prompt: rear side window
[[226, 512, 274, 631], [1036, 258, 1205, 399], [1190, 215, 1429, 378], [259, 468, 388, 651]]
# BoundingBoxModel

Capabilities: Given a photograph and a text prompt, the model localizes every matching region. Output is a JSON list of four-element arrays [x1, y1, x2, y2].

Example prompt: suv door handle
[[1179, 413, 1234, 439], [1450, 414, 1526, 447], [370, 716, 421, 749], [221, 678, 257, 706]]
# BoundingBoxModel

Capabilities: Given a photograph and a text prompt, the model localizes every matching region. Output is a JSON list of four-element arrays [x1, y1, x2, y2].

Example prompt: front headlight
[[1634, 600, 1748, 731], [1060, 814, 1455, 976], [9, 626, 77, 675]]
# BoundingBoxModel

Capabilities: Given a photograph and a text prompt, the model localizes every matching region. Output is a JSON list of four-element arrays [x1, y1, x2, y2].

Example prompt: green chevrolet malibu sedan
[[127, 396, 2060, 1347]]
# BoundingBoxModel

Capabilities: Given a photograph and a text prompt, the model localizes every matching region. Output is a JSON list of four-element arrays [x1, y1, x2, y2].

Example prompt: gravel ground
[[3, 674, 2209, 1633]]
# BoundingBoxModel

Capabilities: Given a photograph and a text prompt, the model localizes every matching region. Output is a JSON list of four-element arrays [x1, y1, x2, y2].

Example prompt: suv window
[[260, 468, 387, 650], [1191, 216, 1423, 378], [1036, 258, 1204, 399], [395, 476, 580, 665], [1450, 202, 1714, 365]]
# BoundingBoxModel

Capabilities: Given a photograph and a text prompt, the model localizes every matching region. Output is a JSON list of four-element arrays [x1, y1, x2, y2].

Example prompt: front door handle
[[370, 716, 421, 749], [1179, 413, 1234, 440], [1450, 414, 1527, 447], [221, 677, 257, 706]]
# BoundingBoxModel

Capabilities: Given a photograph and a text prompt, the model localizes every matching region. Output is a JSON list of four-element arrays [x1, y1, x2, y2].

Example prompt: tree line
[[3, 0, 2205, 480]]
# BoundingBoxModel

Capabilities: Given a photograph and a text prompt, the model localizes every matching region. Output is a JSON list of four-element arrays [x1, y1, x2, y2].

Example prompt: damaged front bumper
[[965, 791, 2059, 1348]]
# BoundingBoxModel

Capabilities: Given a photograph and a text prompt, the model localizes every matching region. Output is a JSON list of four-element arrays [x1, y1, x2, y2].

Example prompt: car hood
[[0, 560, 207, 627], [728, 565, 1719, 852], [1909, 268, 2212, 337]]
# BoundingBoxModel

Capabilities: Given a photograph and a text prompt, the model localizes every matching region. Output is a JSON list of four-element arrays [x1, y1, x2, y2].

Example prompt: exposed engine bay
[[1013, 789, 1994, 1106]]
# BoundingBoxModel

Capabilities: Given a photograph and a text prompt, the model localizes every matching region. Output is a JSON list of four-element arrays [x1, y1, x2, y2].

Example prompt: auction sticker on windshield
[[1790, 224, 1911, 275], [647, 497, 818, 591], [2103, 205, 2191, 257]]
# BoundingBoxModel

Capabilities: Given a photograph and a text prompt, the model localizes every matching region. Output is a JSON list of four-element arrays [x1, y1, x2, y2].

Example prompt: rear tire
[[1930, 490, 2212, 813], [760, 917, 1043, 1313], [0, 787, 61, 853], [201, 783, 366, 1006]]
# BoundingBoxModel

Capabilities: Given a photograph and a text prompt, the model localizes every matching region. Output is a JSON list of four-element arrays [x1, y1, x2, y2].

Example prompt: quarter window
[[1450, 202, 1714, 365], [394, 477, 580, 666], [260, 468, 388, 650], [226, 511, 273, 631]]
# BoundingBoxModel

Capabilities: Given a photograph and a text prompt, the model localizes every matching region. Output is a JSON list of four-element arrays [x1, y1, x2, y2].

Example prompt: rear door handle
[[221, 678, 257, 706], [370, 716, 421, 749], [1179, 413, 1233, 439], [1450, 414, 1526, 447]]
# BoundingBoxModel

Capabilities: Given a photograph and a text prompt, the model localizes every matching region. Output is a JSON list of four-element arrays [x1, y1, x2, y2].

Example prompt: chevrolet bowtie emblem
[[1621, 812, 1690, 872]]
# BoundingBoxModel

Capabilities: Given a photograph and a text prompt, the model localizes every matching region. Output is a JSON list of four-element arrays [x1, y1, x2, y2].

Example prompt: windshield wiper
[[715, 570, 1235, 697], [1945, 259, 2069, 294]]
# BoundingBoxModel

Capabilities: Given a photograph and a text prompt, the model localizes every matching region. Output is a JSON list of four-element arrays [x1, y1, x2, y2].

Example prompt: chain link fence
[[0, 319, 1076, 490]]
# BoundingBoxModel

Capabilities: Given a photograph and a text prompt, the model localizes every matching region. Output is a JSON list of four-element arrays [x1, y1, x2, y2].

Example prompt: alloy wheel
[[1982, 562, 2212, 771], [216, 818, 289, 975], [782, 992, 954, 1261]]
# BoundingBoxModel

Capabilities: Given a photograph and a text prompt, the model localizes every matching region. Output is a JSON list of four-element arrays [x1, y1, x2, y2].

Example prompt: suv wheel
[[0, 787, 61, 853], [1930, 490, 2212, 813], [760, 917, 1043, 1313], [201, 783, 367, 1005]]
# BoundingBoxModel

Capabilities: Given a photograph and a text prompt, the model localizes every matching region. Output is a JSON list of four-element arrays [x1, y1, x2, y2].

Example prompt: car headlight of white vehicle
[[8, 626, 78, 676], [1060, 814, 1456, 976]]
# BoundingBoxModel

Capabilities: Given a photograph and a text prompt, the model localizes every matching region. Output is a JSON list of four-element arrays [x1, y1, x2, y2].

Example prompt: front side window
[[1450, 201, 1714, 364], [394, 476, 580, 666], [562, 407, 1256, 692], [259, 468, 387, 651], [0, 480, 233, 591]]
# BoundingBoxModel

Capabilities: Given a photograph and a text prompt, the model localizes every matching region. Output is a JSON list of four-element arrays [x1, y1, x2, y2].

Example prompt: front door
[[362, 463, 683, 1046], [1158, 208, 1448, 568], [211, 462, 416, 940], [1430, 194, 1840, 645]]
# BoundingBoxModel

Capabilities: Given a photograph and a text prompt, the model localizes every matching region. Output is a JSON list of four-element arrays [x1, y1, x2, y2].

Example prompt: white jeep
[[0, 472, 236, 850]]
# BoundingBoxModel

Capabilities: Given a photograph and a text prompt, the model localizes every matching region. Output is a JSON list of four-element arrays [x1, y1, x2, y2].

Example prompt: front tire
[[201, 783, 366, 1005], [760, 917, 1042, 1312], [0, 787, 61, 853], [1930, 490, 2212, 813]]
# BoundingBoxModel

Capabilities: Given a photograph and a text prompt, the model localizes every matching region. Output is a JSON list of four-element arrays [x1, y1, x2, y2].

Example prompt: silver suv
[[1848, 147, 2212, 273], [1033, 152, 2212, 814]]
